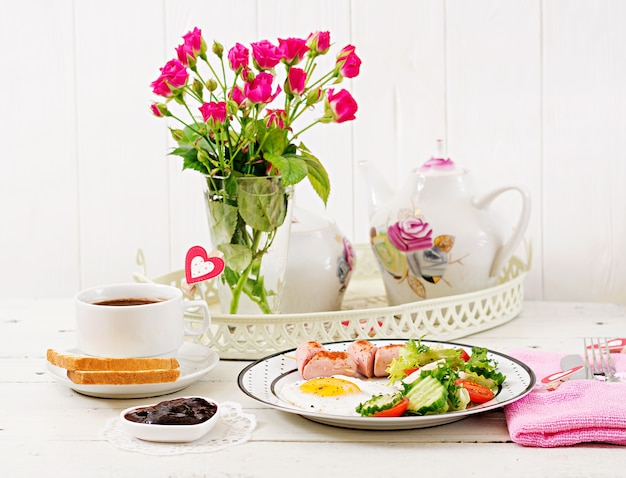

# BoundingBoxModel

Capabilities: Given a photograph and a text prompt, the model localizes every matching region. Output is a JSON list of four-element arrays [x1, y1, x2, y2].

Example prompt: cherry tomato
[[454, 379, 495, 403], [373, 398, 410, 417], [458, 348, 471, 362]]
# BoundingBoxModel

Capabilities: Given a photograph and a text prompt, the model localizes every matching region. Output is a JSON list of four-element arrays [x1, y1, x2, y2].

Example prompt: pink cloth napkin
[[504, 348, 626, 447]]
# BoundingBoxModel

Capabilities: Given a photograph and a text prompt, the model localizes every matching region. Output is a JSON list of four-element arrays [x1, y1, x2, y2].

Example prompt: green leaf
[[221, 265, 238, 288], [182, 123, 208, 141], [262, 128, 288, 155], [169, 146, 191, 157], [220, 174, 239, 198], [264, 153, 308, 186], [206, 199, 238, 245], [300, 150, 331, 205], [465, 347, 506, 386], [237, 178, 288, 232], [218, 243, 252, 273], [179, 148, 209, 174], [246, 269, 267, 297]]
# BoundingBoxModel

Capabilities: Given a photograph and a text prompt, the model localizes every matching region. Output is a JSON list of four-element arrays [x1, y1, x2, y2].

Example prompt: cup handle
[[473, 185, 531, 277], [182, 299, 212, 336]]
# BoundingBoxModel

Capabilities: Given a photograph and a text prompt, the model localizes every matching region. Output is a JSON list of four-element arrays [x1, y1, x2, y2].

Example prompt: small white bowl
[[119, 396, 220, 442]]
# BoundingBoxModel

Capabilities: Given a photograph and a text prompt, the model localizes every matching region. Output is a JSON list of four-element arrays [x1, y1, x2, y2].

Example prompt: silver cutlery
[[542, 338, 622, 388], [559, 354, 589, 380], [584, 337, 619, 382]]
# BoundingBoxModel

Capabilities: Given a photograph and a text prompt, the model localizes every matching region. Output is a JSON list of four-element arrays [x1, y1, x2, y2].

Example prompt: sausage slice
[[301, 350, 358, 380], [373, 343, 404, 377], [347, 339, 378, 378], [295, 340, 326, 376]]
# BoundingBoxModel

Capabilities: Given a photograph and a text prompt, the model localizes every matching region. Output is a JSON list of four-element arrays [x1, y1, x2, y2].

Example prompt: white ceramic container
[[75, 283, 211, 357], [365, 143, 530, 305], [281, 206, 356, 313], [119, 396, 220, 442]]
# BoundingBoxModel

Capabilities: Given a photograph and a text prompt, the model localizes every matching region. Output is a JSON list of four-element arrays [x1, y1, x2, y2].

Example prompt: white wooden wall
[[2, 0, 625, 304]]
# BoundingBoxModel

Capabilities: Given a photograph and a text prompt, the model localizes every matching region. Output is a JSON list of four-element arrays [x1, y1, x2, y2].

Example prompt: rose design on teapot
[[387, 216, 433, 251], [371, 215, 457, 299], [337, 236, 356, 292]]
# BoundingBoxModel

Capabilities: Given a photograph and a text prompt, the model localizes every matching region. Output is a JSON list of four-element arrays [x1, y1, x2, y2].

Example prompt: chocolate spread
[[124, 397, 218, 425]]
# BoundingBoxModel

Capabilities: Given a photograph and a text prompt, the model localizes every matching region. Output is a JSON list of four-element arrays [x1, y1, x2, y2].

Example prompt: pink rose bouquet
[[149, 28, 361, 314], [150, 27, 361, 206]]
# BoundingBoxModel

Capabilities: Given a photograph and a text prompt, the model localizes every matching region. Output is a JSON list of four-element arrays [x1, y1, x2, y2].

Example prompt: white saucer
[[46, 342, 219, 399]]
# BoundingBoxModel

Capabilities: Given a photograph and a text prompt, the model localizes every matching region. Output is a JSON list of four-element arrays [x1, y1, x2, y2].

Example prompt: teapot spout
[[358, 160, 394, 220]]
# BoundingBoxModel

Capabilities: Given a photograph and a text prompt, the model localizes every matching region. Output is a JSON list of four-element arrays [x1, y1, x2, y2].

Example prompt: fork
[[584, 337, 619, 382]]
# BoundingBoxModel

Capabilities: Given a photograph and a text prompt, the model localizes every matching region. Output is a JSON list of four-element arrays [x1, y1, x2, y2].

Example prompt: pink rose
[[176, 43, 196, 67], [278, 37, 309, 65], [159, 59, 188, 88], [229, 85, 246, 107], [240, 67, 254, 82], [338, 52, 361, 78], [151, 59, 188, 97], [387, 217, 433, 252], [199, 101, 227, 124], [306, 31, 331, 54], [176, 27, 204, 66], [228, 43, 249, 71], [244, 71, 281, 104], [326, 88, 358, 123], [286, 67, 306, 95], [150, 103, 163, 117], [336, 45, 356, 60], [265, 109, 287, 129], [336, 45, 361, 78], [161, 59, 188, 87], [150, 76, 173, 97], [182, 27, 203, 55], [251, 40, 283, 70]]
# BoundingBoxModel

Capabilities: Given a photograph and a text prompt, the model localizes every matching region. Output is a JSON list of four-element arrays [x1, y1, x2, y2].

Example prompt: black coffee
[[93, 298, 164, 306]]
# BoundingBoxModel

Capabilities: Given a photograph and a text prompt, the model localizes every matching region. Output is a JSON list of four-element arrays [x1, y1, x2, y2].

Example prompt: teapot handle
[[473, 186, 531, 277]]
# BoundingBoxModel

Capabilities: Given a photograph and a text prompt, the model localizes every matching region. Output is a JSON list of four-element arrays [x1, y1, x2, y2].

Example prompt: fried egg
[[279, 375, 395, 416]]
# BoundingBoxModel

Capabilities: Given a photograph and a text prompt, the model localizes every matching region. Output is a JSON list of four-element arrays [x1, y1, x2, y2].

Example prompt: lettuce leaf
[[386, 338, 465, 384], [464, 347, 506, 386]]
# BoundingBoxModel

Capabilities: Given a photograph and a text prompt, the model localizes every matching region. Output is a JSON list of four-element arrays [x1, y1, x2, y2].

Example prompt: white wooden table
[[2, 299, 625, 478]]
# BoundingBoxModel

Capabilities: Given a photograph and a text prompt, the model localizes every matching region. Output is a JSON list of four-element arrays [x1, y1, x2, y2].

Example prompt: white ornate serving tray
[[134, 243, 530, 360]]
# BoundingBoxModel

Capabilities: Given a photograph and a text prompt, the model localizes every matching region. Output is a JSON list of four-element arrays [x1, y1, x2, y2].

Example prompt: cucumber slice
[[355, 391, 404, 417], [404, 375, 448, 415]]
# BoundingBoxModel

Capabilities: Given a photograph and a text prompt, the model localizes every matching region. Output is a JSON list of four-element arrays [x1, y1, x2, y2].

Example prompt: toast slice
[[66, 368, 181, 385], [47, 349, 179, 371]]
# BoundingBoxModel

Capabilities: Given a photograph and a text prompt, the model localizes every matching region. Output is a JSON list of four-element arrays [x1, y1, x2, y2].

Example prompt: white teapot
[[281, 205, 356, 313], [363, 142, 531, 305]]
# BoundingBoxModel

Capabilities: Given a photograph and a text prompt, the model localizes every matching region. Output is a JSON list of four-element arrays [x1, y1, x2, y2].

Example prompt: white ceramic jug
[[281, 206, 356, 313], [365, 143, 531, 305]]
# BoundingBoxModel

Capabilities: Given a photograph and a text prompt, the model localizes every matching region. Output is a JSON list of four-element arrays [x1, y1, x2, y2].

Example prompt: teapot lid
[[418, 139, 459, 175]]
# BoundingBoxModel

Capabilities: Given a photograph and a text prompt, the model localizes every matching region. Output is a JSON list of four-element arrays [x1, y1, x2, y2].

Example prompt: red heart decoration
[[185, 245, 225, 284]]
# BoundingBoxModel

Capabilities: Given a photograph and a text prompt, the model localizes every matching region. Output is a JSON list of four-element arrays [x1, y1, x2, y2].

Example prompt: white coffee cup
[[75, 283, 212, 358]]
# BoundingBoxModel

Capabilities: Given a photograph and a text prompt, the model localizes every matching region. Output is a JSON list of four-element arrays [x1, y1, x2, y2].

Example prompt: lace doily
[[101, 401, 256, 455]]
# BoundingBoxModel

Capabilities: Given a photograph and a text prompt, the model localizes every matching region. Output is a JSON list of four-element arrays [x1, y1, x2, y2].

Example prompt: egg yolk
[[299, 377, 361, 396]]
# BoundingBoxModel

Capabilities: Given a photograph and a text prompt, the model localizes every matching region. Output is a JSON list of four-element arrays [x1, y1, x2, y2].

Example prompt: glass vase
[[203, 175, 294, 314]]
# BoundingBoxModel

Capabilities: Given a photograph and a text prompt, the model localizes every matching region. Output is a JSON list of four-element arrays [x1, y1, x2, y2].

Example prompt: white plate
[[237, 339, 535, 430], [46, 342, 219, 399]]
